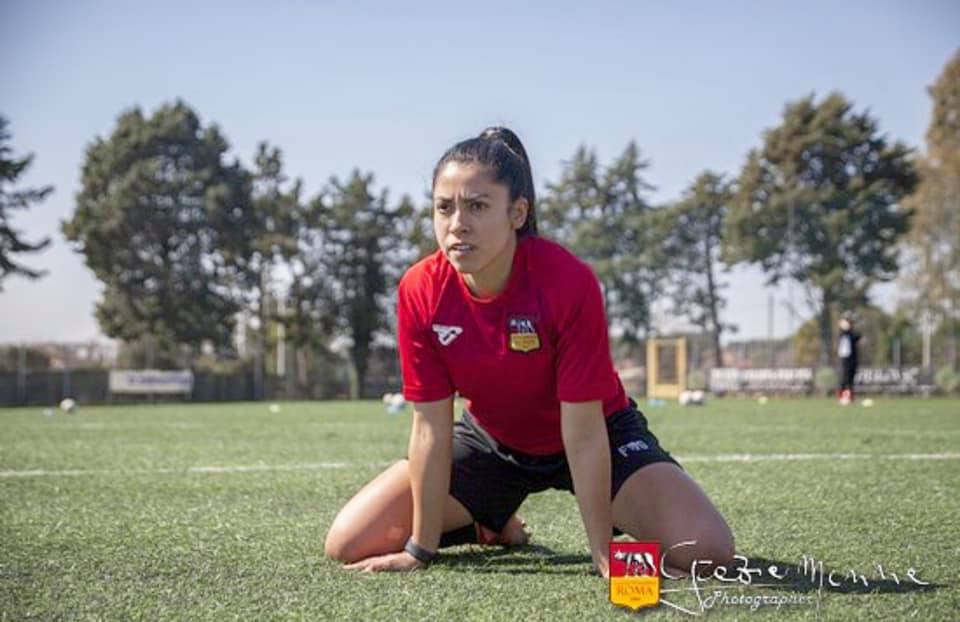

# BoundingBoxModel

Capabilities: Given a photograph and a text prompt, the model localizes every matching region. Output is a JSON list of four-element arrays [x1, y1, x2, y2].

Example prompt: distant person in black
[[837, 312, 861, 404]]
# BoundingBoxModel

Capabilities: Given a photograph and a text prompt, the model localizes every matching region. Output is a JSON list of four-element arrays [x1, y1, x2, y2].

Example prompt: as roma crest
[[609, 542, 660, 611], [507, 315, 540, 353]]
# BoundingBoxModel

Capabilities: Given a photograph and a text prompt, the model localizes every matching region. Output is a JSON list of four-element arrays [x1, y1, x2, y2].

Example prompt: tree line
[[2, 51, 957, 394]]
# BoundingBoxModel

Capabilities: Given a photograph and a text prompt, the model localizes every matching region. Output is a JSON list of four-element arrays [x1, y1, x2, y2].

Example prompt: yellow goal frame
[[646, 337, 687, 399]]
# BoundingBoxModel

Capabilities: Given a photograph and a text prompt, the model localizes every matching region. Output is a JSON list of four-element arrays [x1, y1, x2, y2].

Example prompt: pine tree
[[292, 171, 414, 397], [540, 142, 663, 341], [662, 172, 735, 366], [0, 116, 53, 289]]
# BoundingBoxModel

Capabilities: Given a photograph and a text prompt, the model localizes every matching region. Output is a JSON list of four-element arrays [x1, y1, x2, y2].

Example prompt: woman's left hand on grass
[[593, 553, 610, 579], [343, 551, 424, 572]]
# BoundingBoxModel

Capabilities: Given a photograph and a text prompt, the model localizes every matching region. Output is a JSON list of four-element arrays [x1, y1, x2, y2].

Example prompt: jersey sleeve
[[397, 275, 454, 403], [554, 266, 619, 403]]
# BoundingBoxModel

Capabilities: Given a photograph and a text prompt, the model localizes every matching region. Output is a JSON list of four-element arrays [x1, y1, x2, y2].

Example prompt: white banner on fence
[[709, 367, 813, 393], [109, 370, 194, 394], [709, 366, 935, 395]]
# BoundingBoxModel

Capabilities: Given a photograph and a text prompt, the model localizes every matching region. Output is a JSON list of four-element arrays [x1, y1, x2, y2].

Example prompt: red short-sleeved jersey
[[397, 236, 629, 455]]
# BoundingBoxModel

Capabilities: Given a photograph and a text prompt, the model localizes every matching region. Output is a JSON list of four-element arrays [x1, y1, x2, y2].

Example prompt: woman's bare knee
[[323, 524, 352, 562], [662, 523, 735, 572], [323, 458, 480, 564], [324, 492, 358, 562], [324, 509, 363, 563], [324, 460, 412, 563], [709, 526, 736, 566], [702, 511, 736, 565], [613, 463, 734, 571]]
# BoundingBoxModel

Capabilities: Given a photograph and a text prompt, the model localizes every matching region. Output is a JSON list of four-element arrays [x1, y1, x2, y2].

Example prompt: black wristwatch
[[404, 538, 437, 567]]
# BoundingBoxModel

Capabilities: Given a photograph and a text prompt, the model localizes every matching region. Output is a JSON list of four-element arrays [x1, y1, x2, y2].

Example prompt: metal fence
[[0, 368, 402, 407]]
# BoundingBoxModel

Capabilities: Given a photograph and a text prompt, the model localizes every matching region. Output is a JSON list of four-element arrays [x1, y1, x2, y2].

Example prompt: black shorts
[[449, 399, 680, 532]]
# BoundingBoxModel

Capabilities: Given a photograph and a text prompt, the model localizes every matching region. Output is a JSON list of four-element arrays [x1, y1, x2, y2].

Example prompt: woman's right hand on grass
[[343, 551, 424, 572]]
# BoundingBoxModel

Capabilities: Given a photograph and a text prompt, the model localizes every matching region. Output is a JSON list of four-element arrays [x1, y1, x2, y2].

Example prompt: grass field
[[2, 397, 958, 621]]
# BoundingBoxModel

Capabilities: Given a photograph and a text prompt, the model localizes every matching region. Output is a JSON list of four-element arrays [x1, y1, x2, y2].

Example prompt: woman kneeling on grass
[[324, 127, 734, 577]]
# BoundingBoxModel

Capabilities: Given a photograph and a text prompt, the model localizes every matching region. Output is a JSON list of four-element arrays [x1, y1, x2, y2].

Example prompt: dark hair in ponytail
[[431, 126, 537, 237]]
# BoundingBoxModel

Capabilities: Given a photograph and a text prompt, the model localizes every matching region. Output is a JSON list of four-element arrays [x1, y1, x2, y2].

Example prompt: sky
[[1, 0, 958, 345]]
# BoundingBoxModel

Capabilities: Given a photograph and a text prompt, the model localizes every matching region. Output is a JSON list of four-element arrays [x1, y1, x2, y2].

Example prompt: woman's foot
[[476, 515, 529, 546]]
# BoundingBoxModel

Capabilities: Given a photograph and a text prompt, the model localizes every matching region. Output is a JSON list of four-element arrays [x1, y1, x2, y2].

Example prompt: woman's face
[[432, 162, 527, 294]]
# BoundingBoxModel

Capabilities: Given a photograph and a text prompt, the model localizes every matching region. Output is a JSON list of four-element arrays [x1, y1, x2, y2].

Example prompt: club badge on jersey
[[508, 316, 540, 353]]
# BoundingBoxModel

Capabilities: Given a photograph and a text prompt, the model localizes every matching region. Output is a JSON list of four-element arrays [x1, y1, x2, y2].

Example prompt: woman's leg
[[324, 460, 528, 563], [324, 460, 473, 563], [612, 463, 734, 576], [847, 362, 857, 400]]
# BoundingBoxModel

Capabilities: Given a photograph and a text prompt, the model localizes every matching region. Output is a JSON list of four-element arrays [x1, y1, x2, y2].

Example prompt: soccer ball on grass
[[678, 390, 706, 406]]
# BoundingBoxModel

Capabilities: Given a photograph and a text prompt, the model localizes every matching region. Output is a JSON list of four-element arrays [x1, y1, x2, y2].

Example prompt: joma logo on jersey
[[432, 324, 463, 346], [508, 316, 540, 353]]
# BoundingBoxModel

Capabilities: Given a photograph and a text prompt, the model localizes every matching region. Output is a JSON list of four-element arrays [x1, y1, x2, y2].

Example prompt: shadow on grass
[[435, 544, 596, 576], [679, 556, 945, 596]]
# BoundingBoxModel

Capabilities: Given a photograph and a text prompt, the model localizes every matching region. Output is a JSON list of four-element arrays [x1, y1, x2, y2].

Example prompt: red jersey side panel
[[396, 257, 455, 403], [397, 237, 628, 455]]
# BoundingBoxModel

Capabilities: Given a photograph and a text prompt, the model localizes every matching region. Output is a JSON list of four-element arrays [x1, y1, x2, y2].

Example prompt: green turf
[[1, 398, 958, 620]]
